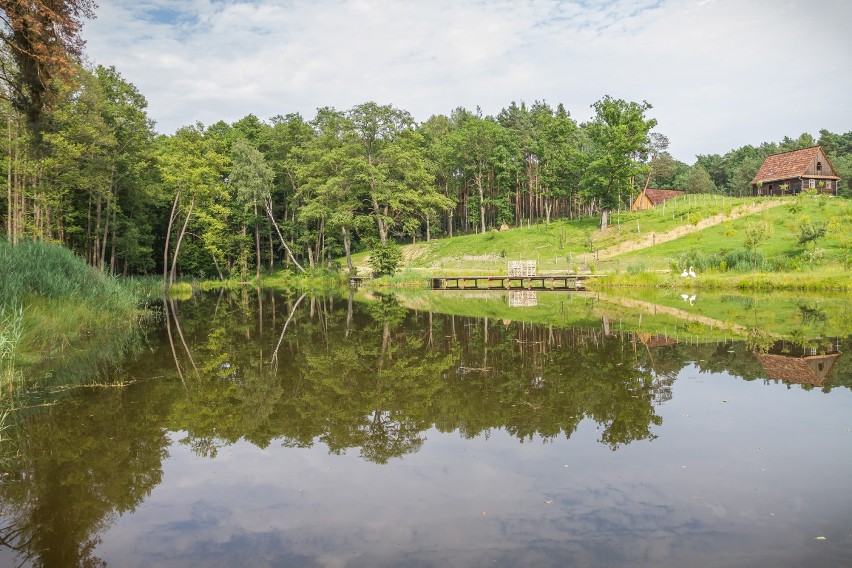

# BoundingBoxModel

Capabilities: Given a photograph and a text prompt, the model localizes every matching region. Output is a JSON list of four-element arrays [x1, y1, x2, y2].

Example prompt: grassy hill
[[352, 194, 851, 289]]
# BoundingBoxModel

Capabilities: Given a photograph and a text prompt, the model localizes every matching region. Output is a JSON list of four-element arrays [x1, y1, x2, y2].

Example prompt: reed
[[1, 240, 137, 313], [1, 240, 146, 394]]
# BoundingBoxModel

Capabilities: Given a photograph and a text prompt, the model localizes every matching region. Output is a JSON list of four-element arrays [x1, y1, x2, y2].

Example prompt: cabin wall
[[751, 177, 837, 196], [803, 149, 835, 177]]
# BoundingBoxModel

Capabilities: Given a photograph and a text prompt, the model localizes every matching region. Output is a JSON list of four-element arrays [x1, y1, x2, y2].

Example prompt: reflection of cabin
[[750, 146, 840, 196], [631, 188, 684, 211], [636, 332, 678, 348], [754, 340, 841, 387]]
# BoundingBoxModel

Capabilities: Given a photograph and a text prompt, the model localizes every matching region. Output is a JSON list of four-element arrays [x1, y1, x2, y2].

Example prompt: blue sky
[[82, 0, 852, 163]]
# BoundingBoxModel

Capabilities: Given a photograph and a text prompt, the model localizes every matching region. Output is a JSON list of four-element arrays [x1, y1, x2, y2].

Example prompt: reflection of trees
[[162, 290, 671, 460], [0, 389, 170, 567], [430, 319, 664, 450], [3, 288, 849, 566]]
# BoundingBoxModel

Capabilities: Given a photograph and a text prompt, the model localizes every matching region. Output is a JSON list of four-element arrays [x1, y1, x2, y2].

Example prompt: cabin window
[[768, 184, 773, 192], [809, 178, 816, 189], [817, 161, 822, 172]]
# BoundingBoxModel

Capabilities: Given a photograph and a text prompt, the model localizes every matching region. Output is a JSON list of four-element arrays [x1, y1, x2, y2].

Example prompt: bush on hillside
[[368, 241, 403, 277]]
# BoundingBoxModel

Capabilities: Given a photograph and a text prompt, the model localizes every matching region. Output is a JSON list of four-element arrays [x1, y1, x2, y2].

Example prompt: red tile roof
[[751, 146, 839, 185], [643, 188, 684, 205]]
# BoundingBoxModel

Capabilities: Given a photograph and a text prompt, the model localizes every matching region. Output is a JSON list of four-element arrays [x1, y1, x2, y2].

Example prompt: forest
[[2, 2, 851, 282]]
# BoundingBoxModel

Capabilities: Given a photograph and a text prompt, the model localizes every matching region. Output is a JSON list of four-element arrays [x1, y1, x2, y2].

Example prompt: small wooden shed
[[631, 188, 684, 211], [750, 146, 840, 196]]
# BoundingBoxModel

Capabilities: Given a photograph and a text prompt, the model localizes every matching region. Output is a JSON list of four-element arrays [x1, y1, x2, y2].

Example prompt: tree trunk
[[240, 223, 248, 280], [342, 226, 353, 274], [109, 206, 117, 274], [600, 209, 609, 231], [163, 189, 182, 288], [371, 193, 388, 244], [265, 198, 304, 272], [100, 198, 111, 272], [254, 199, 261, 279], [211, 251, 224, 281], [268, 228, 274, 274], [477, 173, 486, 234], [170, 198, 194, 287], [94, 195, 102, 268]]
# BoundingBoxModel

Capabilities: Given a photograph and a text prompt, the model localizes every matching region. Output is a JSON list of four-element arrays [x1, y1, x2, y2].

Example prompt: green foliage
[[626, 261, 647, 275], [795, 216, 827, 249], [683, 164, 716, 194], [743, 218, 773, 257], [0, 240, 136, 312], [368, 241, 403, 277], [581, 96, 656, 224]]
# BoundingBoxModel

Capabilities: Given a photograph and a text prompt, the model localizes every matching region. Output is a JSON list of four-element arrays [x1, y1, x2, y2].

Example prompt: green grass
[[349, 195, 764, 274], [362, 287, 850, 345], [344, 194, 850, 292], [0, 240, 146, 392], [608, 194, 851, 274]]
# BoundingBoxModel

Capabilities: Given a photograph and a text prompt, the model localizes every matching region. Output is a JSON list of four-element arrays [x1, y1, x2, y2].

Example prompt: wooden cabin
[[750, 146, 840, 196], [631, 188, 684, 211]]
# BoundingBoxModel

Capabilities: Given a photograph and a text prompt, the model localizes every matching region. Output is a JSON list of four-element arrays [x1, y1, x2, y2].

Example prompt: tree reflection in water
[[0, 288, 848, 567]]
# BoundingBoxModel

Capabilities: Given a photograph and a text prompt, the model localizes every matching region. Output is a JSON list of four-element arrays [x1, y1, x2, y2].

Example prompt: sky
[[81, 0, 852, 163]]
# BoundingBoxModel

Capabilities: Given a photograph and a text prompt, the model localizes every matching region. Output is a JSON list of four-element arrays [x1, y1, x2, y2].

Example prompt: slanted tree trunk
[[163, 188, 182, 288], [170, 198, 194, 287], [254, 199, 261, 279], [265, 197, 304, 272], [342, 226, 353, 274]]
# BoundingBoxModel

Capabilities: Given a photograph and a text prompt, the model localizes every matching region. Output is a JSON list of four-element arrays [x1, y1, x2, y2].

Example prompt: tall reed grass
[[1, 240, 146, 392], [1, 240, 137, 313]]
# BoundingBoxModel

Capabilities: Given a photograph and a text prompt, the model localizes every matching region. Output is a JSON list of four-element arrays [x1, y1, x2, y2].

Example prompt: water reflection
[[0, 288, 849, 567]]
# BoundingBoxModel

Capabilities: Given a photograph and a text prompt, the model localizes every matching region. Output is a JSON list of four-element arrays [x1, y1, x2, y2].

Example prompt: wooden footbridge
[[429, 274, 592, 291]]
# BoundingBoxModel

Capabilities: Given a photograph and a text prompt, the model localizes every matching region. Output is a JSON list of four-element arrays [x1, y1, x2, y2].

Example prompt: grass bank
[[347, 194, 850, 292], [1, 240, 147, 392]]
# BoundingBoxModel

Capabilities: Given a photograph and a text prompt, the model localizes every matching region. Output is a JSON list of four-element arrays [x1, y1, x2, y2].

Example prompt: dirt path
[[595, 199, 785, 261]]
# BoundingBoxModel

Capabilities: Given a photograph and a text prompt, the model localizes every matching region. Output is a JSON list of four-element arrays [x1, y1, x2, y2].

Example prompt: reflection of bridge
[[430, 275, 592, 291]]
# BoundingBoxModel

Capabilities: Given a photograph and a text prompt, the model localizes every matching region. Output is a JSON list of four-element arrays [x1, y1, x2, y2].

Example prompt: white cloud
[[83, 0, 852, 162]]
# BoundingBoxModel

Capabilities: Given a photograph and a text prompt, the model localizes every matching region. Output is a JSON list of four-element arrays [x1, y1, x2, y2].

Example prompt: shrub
[[627, 261, 647, 275], [368, 241, 404, 277]]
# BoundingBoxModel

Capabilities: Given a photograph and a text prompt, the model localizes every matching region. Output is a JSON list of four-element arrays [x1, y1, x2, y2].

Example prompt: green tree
[[0, 0, 96, 127], [796, 215, 827, 254], [296, 107, 366, 271], [743, 218, 772, 271], [158, 123, 229, 285], [581, 96, 657, 230], [348, 102, 449, 244], [448, 113, 511, 233], [229, 137, 274, 279], [683, 164, 716, 194]]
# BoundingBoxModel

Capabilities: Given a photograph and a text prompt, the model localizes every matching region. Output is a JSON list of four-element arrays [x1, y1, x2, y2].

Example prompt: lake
[[1, 288, 850, 567]]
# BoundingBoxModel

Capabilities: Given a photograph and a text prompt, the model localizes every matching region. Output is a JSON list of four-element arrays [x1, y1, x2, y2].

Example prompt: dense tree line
[[1, 2, 850, 281], [651, 131, 852, 196]]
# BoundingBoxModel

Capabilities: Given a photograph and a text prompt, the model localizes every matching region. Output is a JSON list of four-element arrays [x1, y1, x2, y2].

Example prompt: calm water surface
[[1, 290, 850, 567]]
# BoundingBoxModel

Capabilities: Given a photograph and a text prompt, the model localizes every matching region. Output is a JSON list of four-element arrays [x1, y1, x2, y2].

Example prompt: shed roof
[[750, 146, 840, 185], [643, 188, 684, 205]]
